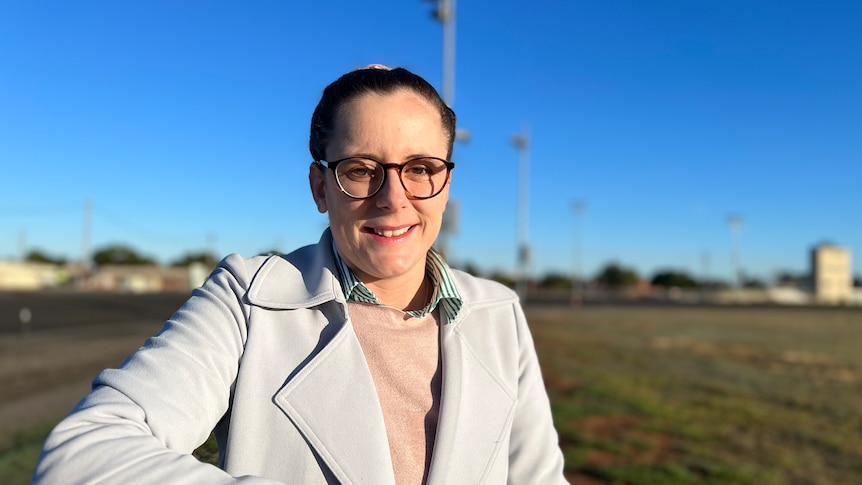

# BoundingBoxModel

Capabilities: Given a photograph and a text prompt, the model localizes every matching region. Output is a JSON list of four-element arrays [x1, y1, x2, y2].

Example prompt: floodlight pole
[[727, 214, 743, 287], [511, 127, 530, 301], [424, 0, 464, 260], [570, 200, 587, 305], [81, 198, 92, 272], [429, 0, 456, 107], [18, 228, 27, 261], [423, 0, 456, 107]]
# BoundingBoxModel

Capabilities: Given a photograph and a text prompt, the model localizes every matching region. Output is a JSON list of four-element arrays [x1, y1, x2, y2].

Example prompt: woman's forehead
[[329, 91, 447, 154], [336, 88, 436, 118]]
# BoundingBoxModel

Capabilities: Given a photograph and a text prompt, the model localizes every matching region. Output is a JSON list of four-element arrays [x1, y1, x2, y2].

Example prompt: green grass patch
[[0, 422, 221, 484], [4, 305, 861, 484], [531, 305, 862, 484], [193, 432, 220, 465], [0, 421, 56, 485]]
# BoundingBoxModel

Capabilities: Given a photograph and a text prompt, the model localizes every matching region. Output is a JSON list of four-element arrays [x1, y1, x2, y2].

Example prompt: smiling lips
[[368, 226, 414, 238]]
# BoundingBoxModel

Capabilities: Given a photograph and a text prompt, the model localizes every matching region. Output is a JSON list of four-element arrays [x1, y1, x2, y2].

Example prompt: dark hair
[[309, 67, 457, 162]]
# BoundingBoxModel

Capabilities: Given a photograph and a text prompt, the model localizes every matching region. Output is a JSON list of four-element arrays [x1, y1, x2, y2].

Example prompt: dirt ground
[[0, 321, 168, 443], [0, 291, 186, 446]]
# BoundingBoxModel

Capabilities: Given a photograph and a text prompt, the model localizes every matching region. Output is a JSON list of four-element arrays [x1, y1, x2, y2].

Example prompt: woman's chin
[[361, 256, 422, 283]]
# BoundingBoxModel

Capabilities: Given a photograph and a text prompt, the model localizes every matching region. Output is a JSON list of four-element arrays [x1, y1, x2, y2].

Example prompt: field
[[532, 305, 862, 484], [1, 297, 861, 484]]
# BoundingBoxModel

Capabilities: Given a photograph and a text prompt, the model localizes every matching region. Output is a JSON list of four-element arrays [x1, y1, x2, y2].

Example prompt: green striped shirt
[[331, 240, 463, 322]]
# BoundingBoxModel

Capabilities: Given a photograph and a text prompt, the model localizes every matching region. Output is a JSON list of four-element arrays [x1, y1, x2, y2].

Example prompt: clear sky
[[2, 1, 860, 282]]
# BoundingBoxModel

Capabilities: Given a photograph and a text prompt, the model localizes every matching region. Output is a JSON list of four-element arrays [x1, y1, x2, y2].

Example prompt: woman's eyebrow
[[336, 152, 441, 162]]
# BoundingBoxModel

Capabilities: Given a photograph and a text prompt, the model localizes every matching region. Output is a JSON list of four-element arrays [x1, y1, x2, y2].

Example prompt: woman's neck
[[364, 271, 431, 312]]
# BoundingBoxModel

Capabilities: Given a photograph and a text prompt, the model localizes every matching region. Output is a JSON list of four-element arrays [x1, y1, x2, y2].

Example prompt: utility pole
[[700, 250, 711, 302], [81, 198, 92, 272], [207, 232, 218, 263], [424, 0, 456, 107], [511, 126, 530, 301], [423, 0, 466, 260], [727, 214, 743, 287], [570, 200, 587, 306], [18, 228, 27, 261]]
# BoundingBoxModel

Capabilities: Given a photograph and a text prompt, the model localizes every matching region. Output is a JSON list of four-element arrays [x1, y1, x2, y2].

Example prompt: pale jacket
[[34, 231, 567, 484]]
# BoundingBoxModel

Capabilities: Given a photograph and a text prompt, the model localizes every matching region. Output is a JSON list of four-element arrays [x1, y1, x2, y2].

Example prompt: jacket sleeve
[[33, 255, 284, 485], [507, 302, 569, 484]]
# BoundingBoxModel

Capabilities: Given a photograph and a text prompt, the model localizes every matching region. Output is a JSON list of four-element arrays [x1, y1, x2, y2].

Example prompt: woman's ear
[[308, 163, 328, 213]]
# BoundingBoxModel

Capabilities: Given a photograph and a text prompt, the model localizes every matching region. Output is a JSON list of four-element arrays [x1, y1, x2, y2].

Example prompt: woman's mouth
[[366, 226, 414, 238]]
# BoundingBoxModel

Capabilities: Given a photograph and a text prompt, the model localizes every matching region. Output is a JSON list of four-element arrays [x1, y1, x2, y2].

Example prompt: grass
[[3, 305, 861, 484], [530, 305, 862, 484], [0, 425, 220, 485], [0, 421, 56, 485]]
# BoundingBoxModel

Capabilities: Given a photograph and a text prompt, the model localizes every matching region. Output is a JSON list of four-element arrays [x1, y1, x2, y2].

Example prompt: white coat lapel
[[249, 232, 395, 484], [426, 310, 517, 485], [273, 319, 396, 485]]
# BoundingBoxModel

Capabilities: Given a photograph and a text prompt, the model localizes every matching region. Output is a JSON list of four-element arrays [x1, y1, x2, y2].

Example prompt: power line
[[0, 203, 80, 217]]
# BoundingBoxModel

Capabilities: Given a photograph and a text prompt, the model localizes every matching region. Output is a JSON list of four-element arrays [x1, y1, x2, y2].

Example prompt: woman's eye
[[348, 167, 371, 177], [406, 165, 430, 175], [341, 160, 378, 179]]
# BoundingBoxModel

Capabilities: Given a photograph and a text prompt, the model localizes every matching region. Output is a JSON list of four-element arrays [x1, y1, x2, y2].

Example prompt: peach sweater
[[348, 302, 441, 485]]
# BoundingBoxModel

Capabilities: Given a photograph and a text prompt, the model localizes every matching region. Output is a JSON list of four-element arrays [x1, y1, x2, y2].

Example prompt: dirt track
[[0, 291, 189, 446]]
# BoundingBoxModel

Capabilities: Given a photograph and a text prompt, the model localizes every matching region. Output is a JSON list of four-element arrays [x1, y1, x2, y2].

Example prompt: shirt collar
[[331, 239, 463, 321]]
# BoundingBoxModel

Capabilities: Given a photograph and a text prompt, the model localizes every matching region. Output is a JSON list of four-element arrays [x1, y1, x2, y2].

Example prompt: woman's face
[[309, 89, 450, 286]]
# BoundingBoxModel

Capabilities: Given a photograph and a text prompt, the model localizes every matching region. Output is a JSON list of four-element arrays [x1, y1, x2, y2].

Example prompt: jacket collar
[[246, 229, 519, 484], [273, 317, 397, 485], [245, 229, 345, 309]]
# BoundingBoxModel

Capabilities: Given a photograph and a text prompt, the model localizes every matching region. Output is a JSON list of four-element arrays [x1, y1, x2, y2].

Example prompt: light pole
[[422, 0, 467, 260], [423, 0, 456, 107], [700, 250, 711, 301], [727, 214, 743, 287], [81, 198, 92, 273], [18, 228, 27, 261], [511, 126, 530, 301], [570, 200, 587, 306]]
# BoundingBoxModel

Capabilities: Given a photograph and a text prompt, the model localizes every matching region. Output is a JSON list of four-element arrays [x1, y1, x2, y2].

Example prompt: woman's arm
[[33, 255, 283, 484], [507, 302, 569, 484]]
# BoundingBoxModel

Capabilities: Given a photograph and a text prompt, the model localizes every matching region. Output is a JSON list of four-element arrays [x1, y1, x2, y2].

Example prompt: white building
[[811, 244, 852, 304]]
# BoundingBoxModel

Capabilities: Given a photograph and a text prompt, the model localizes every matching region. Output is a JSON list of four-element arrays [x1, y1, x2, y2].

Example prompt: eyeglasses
[[315, 156, 454, 200]]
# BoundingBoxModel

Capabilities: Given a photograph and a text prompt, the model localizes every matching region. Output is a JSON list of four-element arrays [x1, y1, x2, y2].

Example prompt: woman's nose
[[374, 167, 409, 208]]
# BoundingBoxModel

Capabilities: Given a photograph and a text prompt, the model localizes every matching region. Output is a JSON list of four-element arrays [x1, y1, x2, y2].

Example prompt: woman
[[34, 66, 567, 484]]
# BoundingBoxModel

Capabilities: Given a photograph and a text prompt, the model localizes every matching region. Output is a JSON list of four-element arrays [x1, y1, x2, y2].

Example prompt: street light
[[727, 214, 743, 287], [571, 200, 587, 306], [422, 0, 465, 260], [423, 0, 456, 107], [81, 198, 92, 272], [511, 126, 530, 301]]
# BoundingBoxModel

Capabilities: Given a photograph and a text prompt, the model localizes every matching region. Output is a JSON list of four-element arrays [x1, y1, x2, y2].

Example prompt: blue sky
[[2, 1, 860, 282]]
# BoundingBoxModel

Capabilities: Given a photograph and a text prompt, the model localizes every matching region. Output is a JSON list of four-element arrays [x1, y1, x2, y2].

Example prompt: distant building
[[0, 261, 65, 290], [811, 244, 852, 304], [84, 265, 191, 293], [0, 260, 200, 293]]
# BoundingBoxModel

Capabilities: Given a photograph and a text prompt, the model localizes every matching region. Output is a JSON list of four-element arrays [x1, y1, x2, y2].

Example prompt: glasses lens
[[335, 158, 384, 198], [401, 158, 450, 198], [333, 157, 451, 199]]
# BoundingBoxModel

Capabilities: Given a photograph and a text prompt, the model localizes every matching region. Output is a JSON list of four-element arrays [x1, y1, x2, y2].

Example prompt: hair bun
[[359, 63, 392, 71]]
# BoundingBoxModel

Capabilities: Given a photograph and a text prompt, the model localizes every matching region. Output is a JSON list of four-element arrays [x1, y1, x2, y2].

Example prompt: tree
[[775, 271, 809, 288], [458, 262, 483, 278], [92, 244, 156, 266], [171, 251, 218, 268], [487, 271, 515, 288], [743, 278, 766, 289], [651, 270, 698, 289], [595, 263, 639, 288], [25, 249, 67, 265], [540, 272, 571, 290], [699, 279, 730, 290]]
